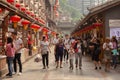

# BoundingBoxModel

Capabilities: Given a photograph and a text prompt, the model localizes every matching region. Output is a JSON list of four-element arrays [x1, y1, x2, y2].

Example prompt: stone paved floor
[[2, 46, 120, 80]]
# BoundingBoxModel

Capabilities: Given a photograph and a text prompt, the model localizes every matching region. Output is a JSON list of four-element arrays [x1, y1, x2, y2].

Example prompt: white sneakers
[[17, 72, 22, 76]]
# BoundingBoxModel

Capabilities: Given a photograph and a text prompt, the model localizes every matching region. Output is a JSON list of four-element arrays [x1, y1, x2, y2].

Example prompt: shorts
[[56, 53, 63, 62]]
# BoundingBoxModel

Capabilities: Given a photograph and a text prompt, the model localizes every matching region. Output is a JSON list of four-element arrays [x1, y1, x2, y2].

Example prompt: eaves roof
[[74, 0, 120, 33]]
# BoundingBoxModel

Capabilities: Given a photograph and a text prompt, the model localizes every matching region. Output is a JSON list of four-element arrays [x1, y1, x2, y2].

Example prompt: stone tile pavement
[[2, 46, 120, 80]]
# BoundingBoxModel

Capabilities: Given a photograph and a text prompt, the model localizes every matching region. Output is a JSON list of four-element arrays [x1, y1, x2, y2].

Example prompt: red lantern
[[15, 3, 21, 8], [31, 13, 35, 17], [52, 31, 56, 36], [31, 24, 40, 32], [39, 19, 45, 24], [26, 11, 31, 15], [10, 15, 21, 28], [7, 0, 14, 3], [42, 28, 49, 35], [21, 7, 26, 12], [21, 20, 30, 30], [0, 8, 2, 13]]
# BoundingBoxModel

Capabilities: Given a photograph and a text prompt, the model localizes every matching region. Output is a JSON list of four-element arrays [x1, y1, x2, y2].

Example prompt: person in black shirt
[[89, 38, 101, 70]]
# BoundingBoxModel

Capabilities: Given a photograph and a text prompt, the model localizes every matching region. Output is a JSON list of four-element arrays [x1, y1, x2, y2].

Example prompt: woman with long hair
[[5, 37, 15, 77], [55, 38, 64, 68]]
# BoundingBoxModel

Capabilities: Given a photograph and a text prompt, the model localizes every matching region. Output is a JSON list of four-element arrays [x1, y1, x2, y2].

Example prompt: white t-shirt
[[53, 38, 59, 45], [103, 42, 113, 51], [64, 39, 70, 49], [14, 38, 23, 53], [40, 41, 49, 54]]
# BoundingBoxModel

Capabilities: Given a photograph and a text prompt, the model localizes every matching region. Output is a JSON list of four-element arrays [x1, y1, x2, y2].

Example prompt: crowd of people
[[39, 34, 120, 73], [5, 32, 120, 78]]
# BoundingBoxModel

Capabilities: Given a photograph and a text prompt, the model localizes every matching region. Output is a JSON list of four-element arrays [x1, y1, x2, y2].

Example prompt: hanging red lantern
[[39, 19, 45, 24], [35, 18, 39, 21], [26, 11, 31, 15], [21, 7, 26, 12], [15, 3, 21, 9], [21, 20, 30, 30], [42, 28, 49, 35], [52, 31, 56, 36], [31, 24, 40, 32], [10, 15, 21, 28], [0, 8, 2, 13], [7, 0, 14, 3], [31, 13, 35, 17]]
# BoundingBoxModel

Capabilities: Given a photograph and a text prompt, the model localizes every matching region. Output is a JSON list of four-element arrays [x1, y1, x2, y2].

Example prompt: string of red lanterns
[[74, 23, 103, 35]]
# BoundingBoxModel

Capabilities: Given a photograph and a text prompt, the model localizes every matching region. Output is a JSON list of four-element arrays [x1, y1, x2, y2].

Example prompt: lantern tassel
[[13, 22, 17, 28], [24, 25, 28, 30]]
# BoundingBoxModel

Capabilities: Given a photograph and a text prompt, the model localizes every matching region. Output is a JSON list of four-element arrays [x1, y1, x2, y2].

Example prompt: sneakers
[[6, 73, 13, 78], [43, 67, 46, 69], [12, 72, 17, 75], [17, 72, 22, 76], [95, 67, 102, 70], [95, 67, 97, 70]]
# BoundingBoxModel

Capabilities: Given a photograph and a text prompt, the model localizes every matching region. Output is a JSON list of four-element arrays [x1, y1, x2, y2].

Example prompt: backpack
[[73, 42, 77, 50]]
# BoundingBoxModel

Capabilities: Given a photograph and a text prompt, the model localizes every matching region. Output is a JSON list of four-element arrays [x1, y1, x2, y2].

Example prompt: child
[[68, 47, 75, 70]]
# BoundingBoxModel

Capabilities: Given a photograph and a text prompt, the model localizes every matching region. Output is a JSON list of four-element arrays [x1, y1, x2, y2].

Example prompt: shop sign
[[109, 19, 120, 27], [110, 28, 120, 38]]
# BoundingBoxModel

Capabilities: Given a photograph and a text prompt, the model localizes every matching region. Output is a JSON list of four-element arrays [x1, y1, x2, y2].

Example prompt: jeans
[[75, 52, 82, 67], [69, 59, 73, 67], [42, 53, 49, 67], [112, 55, 117, 68], [13, 53, 22, 73], [64, 49, 69, 61], [7, 57, 14, 76]]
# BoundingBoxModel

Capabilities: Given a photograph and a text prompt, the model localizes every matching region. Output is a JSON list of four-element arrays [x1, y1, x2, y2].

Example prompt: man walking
[[12, 32, 23, 75]]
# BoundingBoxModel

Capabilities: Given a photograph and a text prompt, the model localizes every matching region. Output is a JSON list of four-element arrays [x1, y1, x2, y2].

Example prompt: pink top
[[6, 43, 15, 57]]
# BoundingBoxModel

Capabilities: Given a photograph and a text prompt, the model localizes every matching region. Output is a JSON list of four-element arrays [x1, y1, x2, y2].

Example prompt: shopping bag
[[34, 54, 41, 62], [112, 49, 119, 55]]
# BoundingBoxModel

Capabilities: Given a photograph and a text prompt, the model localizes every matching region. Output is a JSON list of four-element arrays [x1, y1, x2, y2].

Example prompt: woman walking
[[5, 37, 15, 77], [40, 36, 51, 69], [55, 39, 64, 68], [103, 38, 113, 72], [91, 38, 102, 70]]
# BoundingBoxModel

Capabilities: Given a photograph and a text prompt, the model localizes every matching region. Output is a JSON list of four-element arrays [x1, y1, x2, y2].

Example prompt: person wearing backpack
[[75, 39, 83, 69]]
